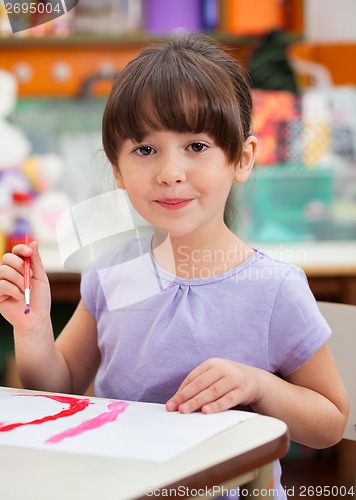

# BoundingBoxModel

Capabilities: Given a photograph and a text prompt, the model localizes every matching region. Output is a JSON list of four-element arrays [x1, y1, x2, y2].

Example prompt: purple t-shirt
[[81, 241, 330, 499], [81, 243, 330, 402]]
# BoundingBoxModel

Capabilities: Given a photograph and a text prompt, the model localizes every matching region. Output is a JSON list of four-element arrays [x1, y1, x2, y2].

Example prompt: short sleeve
[[268, 267, 331, 376]]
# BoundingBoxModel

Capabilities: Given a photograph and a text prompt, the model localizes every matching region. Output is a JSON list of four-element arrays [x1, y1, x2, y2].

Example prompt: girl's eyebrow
[[128, 137, 147, 145]]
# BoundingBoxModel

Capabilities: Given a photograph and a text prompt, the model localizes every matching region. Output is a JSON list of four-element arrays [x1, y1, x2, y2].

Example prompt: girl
[[0, 35, 348, 498]]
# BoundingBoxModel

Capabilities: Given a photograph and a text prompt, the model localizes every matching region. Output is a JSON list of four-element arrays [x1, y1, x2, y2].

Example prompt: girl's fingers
[[1, 251, 27, 272], [175, 364, 209, 392], [166, 359, 252, 414], [175, 377, 238, 414], [0, 241, 47, 301], [0, 262, 26, 293], [201, 388, 242, 414], [174, 358, 220, 394], [0, 262, 25, 302], [0, 278, 24, 301], [167, 366, 236, 412], [9, 241, 48, 283], [166, 367, 215, 411]]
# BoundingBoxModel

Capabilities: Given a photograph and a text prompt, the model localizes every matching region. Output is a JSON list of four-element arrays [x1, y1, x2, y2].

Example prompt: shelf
[[0, 31, 262, 46], [0, 32, 157, 46], [0, 37, 145, 96], [289, 41, 356, 86], [0, 31, 264, 97]]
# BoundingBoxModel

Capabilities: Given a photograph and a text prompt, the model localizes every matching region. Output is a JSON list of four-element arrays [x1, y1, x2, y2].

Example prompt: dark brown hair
[[102, 34, 253, 167]]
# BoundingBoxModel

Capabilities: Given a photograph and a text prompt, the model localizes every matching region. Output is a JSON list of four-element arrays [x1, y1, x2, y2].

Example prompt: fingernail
[[179, 403, 189, 413], [166, 401, 177, 412]]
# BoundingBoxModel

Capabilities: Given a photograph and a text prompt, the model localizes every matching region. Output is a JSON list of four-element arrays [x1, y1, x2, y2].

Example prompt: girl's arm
[[0, 242, 99, 394], [54, 300, 100, 395], [166, 345, 349, 449], [15, 299, 99, 395], [252, 344, 348, 448]]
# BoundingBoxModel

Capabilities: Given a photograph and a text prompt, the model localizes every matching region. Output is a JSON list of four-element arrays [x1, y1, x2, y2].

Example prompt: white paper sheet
[[0, 391, 256, 462]]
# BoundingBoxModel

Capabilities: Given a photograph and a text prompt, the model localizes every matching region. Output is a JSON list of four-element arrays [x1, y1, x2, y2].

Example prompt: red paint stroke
[[46, 400, 129, 444], [0, 394, 92, 432]]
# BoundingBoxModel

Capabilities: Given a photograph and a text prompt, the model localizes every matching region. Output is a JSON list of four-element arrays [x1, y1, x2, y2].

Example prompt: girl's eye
[[188, 142, 207, 153], [134, 146, 156, 156]]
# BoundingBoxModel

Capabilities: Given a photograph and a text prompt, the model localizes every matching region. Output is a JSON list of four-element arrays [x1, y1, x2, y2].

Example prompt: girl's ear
[[112, 164, 126, 189], [233, 135, 258, 184]]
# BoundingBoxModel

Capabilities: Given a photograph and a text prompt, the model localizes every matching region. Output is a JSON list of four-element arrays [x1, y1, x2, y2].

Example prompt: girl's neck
[[152, 227, 254, 279]]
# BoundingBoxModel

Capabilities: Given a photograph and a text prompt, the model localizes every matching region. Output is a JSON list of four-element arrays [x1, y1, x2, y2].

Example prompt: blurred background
[[0, 1, 355, 496]]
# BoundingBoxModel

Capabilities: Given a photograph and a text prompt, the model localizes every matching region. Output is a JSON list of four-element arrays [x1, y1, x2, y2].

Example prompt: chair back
[[318, 301, 356, 441]]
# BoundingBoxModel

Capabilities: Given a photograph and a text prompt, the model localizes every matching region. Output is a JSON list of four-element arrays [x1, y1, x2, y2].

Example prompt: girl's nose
[[156, 156, 187, 185]]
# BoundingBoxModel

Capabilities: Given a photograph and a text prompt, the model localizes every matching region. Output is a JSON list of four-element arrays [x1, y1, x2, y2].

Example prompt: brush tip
[[24, 305, 30, 315]]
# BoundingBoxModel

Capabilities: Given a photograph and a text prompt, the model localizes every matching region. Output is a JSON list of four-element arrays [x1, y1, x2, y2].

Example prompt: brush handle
[[24, 232, 30, 292], [24, 257, 30, 290]]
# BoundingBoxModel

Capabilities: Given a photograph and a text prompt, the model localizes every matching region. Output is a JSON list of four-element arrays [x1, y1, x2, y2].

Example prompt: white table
[[0, 387, 289, 500]]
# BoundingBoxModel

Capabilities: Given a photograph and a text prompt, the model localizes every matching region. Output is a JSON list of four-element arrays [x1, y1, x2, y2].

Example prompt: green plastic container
[[230, 165, 335, 243]]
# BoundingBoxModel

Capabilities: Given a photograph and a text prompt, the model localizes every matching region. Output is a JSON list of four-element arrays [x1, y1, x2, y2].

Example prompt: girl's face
[[114, 130, 256, 242]]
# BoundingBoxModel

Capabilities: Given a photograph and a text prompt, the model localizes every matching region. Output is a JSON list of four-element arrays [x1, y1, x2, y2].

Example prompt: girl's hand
[[0, 241, 51, 332], [166, 358, 264, 414]]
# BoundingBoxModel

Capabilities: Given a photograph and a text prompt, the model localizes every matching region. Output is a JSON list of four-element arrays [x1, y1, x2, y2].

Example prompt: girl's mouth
[[155, 198, 193, 210]]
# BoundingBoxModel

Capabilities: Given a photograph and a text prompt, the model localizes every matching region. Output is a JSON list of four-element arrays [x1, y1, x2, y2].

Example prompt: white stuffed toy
[[0, 70, 72, 246]]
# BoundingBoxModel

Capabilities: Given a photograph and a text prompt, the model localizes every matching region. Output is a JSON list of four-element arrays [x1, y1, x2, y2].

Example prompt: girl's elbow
[[334, 405, 350, 445], [316, 406, 349, 449]]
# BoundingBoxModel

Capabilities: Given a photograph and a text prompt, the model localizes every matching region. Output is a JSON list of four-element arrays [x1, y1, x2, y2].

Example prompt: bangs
[[123, 68, 242, 151], [103, 37, 250, 166]]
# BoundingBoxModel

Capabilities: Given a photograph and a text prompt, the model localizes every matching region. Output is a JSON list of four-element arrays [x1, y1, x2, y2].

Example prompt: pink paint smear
[[46, 400, 129, 444], [0, 394, 129, 445], [0, 394, 92, 432]]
